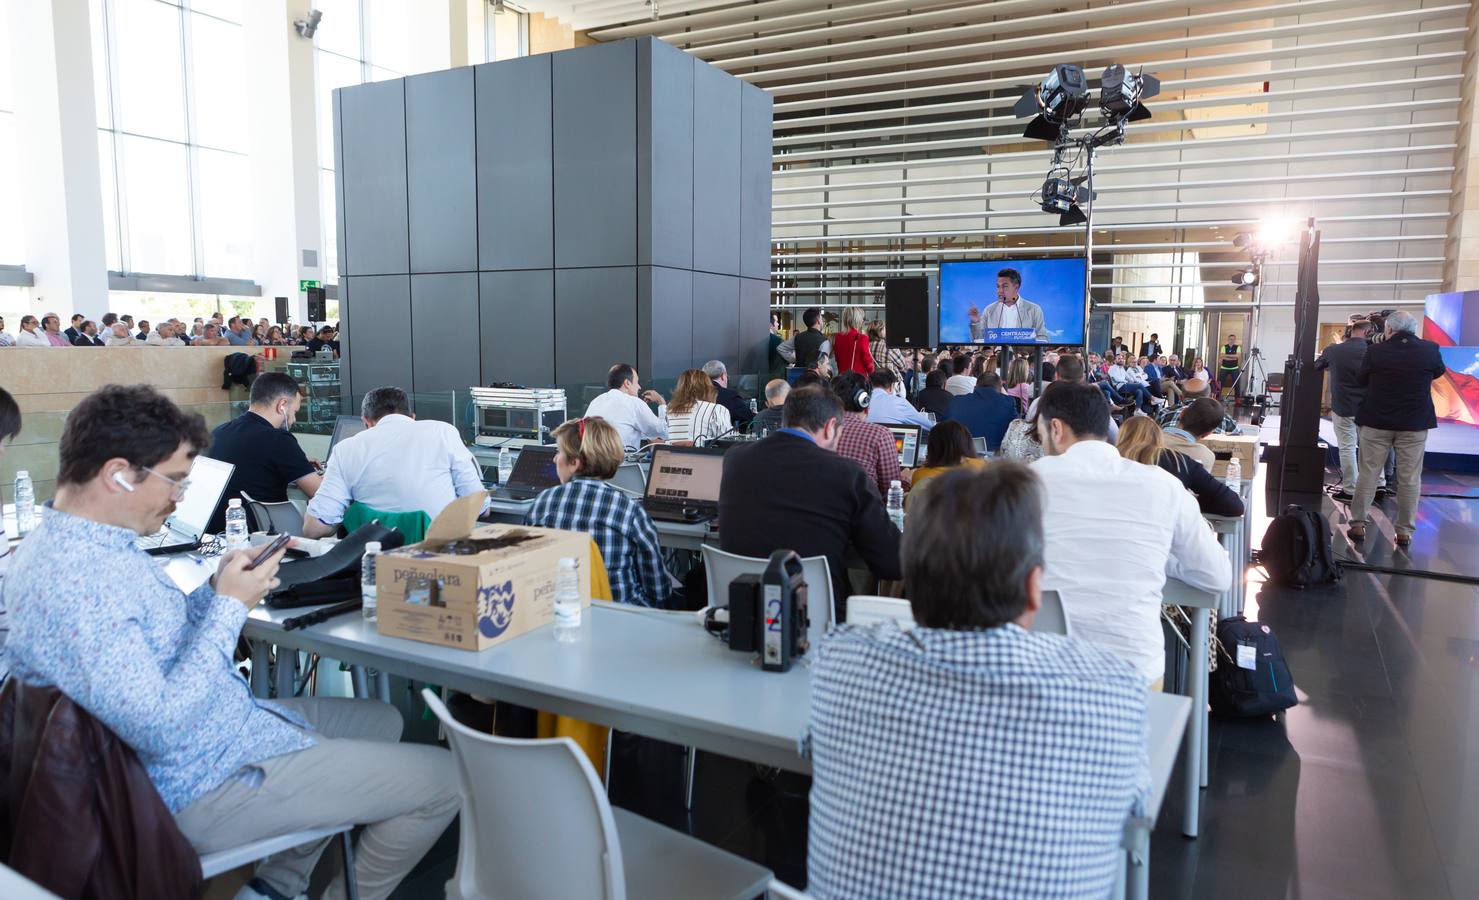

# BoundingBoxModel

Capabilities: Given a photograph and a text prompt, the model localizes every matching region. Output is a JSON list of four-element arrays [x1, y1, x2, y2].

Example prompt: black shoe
[[1331, 489, 1353, 503], [1375, 486, 1396, 500]]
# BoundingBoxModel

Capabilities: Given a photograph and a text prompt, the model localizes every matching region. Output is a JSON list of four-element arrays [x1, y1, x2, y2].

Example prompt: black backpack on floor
[[1211, 616, 1298, 717], [1260, 504, 1340, 588]]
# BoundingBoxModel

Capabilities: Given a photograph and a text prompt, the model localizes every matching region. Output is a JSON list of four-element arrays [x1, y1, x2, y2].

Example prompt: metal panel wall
[[692, 62, 741, 277], [331, 91, 347, 279], [406, 69, 478, 274], [477, 56, 554, 271], [691, 272, 739, 373], [637, 39, 694, 271], [410, 274, 481, 393], [738, 84, 773, 283], [639, 265, 694, 380], [738, 276, 771, 382], [480, 270, 556, 386], [553, 40, 637, 269], [343, 275, 413, 394], [338, 79, 409, 277], [556, 267, 638, 387]]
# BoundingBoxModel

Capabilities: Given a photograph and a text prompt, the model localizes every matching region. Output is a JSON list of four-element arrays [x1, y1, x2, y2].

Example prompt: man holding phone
[[3, 385, 459, 900]]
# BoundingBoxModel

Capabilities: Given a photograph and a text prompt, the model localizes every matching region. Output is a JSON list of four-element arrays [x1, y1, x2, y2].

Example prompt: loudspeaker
[[307, 287, 327, 322], [274, 296, 289, 325], [884, 276, 935, 349]]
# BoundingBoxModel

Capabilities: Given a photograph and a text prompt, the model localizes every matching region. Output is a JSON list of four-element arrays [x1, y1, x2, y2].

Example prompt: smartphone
[[244, 533, 293, 571]]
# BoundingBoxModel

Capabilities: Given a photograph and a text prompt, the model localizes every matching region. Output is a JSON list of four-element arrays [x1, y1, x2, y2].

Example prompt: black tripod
[[1232, 347, 1268, 406]]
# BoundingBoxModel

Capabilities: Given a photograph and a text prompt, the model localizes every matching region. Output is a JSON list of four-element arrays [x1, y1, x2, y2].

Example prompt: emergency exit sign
[[299, 279, 320, 291]]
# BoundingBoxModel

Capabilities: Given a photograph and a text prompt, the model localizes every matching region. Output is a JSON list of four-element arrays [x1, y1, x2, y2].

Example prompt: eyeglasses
[[140, 466, 191, 499]]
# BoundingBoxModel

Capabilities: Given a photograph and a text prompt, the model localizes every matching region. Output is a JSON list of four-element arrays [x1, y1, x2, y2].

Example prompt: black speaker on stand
[[307, 287, 327, 323], [274, 296, 290, 325], [883, 276, 936, 350], [1266, 218, 1327, 507]]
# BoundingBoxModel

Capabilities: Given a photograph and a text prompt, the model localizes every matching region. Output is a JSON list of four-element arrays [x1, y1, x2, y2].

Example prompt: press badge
[[1237, 643, 1257, 670]]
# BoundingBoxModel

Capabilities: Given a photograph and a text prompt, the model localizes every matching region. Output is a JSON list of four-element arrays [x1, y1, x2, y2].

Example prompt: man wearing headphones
[[831, 372, 906, 497]]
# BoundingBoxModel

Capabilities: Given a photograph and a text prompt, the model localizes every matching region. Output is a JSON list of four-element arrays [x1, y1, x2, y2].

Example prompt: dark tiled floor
[[393, 478, 1479, 900]]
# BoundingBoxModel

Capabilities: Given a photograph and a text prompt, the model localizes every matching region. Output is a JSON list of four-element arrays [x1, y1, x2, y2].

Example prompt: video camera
[[1349, 310, 1395, 342], [717, 550, 811, 672]]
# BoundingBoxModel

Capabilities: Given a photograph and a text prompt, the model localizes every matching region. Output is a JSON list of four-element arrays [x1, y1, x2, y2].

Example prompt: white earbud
[[112, 472, 136, 493]]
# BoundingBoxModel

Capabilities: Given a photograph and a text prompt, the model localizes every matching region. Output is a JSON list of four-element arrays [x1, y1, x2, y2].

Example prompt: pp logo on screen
[[477, 580, 516, 638]]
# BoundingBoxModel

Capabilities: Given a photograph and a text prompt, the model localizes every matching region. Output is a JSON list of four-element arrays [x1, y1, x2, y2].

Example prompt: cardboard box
[[376, 493, 591, 650], [1202, 432, 1261, 480]]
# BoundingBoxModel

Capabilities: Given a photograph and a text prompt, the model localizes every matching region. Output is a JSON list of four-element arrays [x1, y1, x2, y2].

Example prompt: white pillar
[[8, 0, 109, 319], [244, 0, 322, 325], [408, 0, 464, 75]]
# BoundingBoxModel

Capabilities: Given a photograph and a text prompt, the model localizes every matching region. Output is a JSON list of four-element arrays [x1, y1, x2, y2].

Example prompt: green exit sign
[[299, 279, 321, 291]]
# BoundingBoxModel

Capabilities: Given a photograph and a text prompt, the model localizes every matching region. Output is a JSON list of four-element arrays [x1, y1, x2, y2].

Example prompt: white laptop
[[135, 456, 235, 555]]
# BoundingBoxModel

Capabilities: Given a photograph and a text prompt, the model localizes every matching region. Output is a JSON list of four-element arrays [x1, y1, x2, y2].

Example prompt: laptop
[[328, 414, 367, 458], [885, 424, 922, 468], [973, 436, 989, 457], [641, 446, 725, 524], [490, 445, 561, 502], [135, 456, 235, 555]]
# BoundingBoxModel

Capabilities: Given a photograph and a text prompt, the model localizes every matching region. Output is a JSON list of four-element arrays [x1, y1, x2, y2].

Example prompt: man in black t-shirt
[[204, 373, 323, 534]]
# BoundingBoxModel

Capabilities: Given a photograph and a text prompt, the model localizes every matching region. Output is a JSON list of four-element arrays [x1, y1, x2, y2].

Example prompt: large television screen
[[1424, 290, 1479, 429], [938, 258, 1087, 345]]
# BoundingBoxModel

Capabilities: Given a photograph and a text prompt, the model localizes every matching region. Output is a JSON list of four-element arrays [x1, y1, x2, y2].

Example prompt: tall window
[[0, 1, 23, 267], [314, 0, 408, 287], [90, 0, 252, 280]]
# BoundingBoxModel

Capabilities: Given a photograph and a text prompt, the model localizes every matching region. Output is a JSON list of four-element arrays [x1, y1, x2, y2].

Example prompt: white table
[[247, 599, 1188, 900], [1163, 578, 1220, 840], [1203, 478, 1253, 621]]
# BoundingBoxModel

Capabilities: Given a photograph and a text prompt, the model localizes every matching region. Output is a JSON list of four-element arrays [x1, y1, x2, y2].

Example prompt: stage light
[[1256, 216, 1298, 247], [1099, 65, 1160, 122], [1232, 269, 1259, 290], [1013, 64, 1088, 142], [1040, 175, 1092, 226]]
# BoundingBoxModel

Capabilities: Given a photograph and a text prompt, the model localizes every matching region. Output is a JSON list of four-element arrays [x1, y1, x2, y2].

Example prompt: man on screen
[[976, 268, 1049, 343]]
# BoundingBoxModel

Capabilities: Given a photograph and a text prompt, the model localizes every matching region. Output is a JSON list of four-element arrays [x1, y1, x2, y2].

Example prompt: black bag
[[1211, 616, 1298, 717], [1259, 504, 1340, 588]]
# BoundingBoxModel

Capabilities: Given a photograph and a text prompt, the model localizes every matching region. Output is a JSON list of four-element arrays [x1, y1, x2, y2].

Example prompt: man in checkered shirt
[[807, 463, 1149, 899], [831, 371, 904, 497]]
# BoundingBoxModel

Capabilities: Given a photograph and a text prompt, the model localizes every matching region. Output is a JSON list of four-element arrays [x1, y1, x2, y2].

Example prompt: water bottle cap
[[15, 470, 27, 479], [228, 498, 242, 507], [889, 480, 902, 489], [365, 541, 382, 553], [558, 557, 578, 569]]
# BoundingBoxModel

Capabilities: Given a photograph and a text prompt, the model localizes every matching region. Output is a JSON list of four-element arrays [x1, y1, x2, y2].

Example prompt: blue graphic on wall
[[478, 580, 517, 638]]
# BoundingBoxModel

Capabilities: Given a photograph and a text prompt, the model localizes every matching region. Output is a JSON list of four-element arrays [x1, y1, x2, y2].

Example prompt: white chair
[[0, 863, 61, 900], [422, 689, 771, 900], [240, 491, 306, 537], [610, 462, 648, 498], [845, 595, 914, 628], [1030, 588, 1072, 636], [199, 826, 357, 899]]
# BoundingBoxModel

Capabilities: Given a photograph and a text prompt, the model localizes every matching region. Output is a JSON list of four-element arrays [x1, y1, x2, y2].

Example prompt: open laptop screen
[[508, 445, 561, 490], [169, 456, 234, 538], [885, 425, 921, 468], [644, 447, 725, 505], [328, 415, 367, 457]]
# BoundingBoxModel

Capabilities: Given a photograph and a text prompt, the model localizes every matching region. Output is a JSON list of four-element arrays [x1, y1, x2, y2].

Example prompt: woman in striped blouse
[[663, 369, 733, 446]]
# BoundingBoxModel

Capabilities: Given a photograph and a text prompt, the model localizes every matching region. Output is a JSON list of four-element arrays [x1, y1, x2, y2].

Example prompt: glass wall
[[0, 1, 22, 266], [90, 0, 252, 280]]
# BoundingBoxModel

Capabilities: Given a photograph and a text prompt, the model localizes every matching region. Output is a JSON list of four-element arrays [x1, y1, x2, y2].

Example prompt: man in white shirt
[[865, 369, 932, 431], [15, 316, 50, 347], [303, 386, 486, 538], [104, 322, 138, 346], [145, 323, 185, 346], [944, 354, 977, 396], [1106, 352, 1155, 413], [979, 267, 1048, 342], [0, 317, 14, 347], [1032, 382, 1230, 687], [583, 363, 669, 450]]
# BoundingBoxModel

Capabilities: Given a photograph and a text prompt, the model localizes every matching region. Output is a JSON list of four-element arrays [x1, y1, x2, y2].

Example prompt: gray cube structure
[[332, 37, 773, 400]]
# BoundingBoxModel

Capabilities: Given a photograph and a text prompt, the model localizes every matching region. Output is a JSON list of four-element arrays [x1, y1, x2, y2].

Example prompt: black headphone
[[854, 388, 870, 410]]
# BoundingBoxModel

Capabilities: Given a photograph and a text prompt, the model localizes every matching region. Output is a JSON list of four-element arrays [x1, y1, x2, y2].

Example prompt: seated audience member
[[1189, 357, 1212, 382], [865, 369, 932, 431], [103, 322, 137, 346], [0, 317, 13, 347], [0, 387, 20, 680], [205, 372, 323, 534], [945, 353, 976, 396], [304, 386, 485, 538], [307, 326, 339, 355], [63, 313, 84, 344], [1106, 353, 1155, 413], [832, 371, 905, 497], [1140, 355, 1165, 398], [1032, 382, 1230, 686], [751, 378, 789, 434], [525, 417, 670, 608], [41, 314, 70, 347], [943, 372, 1019, 452], [664, 369, 733, 446], [585, 363, 669, 450], [2, 384, 458, 900], [1005, 357, 1034, 410], [120, 314, 135, 333], [15, 316, 48, 347], [719, 387, 901, 621], [914, 368, 956, 421], [1117, 416, 1244, 517], [71, 321, 105, 346], [908, 421, 984, 494], [194, 323, 231, 346], [264, 325, 287, 345], [703, 360, 755, 429], [135, 320, 150, 340], [794, 369, 829, 391], [1027, 354, 1119, 442], [807, 462, 1149, 900], [145, 322, 185, 346], [295, 325, 315, 344], [1161, 397, 1225, 472], [1154, 378, 1239, 435], [224, 316, 257, 346]]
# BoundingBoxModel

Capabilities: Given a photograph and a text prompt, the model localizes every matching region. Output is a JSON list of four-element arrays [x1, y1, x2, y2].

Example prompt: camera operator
[[1315, 318, 1374, 501], [1347, 311, 1447, 548]]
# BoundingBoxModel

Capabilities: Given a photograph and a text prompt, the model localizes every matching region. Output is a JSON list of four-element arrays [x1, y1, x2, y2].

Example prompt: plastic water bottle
[[13, 470, 35, 537], [1225, 456, 1242, 490], [886, 480, 905, 531], [497, 447, 512, 485], [223, 499, 248, 548], [553, 556, 582, 643], [361, 541, 381, 621], [749, 397, 759, 415]]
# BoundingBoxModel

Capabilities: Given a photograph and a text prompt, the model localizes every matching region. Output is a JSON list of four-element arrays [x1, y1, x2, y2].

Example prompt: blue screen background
[[938, 258, 1087, 345]]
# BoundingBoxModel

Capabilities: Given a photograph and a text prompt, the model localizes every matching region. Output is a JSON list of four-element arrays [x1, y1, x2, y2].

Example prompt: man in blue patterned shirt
[[3, 386, 458, 900], [806, 463, 1149, 900]]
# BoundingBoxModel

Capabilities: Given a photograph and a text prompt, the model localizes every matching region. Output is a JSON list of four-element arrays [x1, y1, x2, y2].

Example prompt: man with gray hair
[[303, 386, 484, 538], [750, 378, 790, 435], [1347, 310, 1447, 547], [703, 359, 755, 429]]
